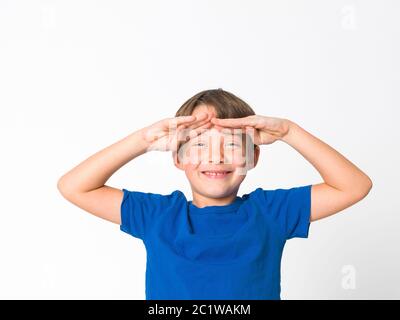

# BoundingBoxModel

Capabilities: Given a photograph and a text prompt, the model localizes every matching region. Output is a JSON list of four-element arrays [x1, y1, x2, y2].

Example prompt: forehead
[[192, 104, 217, 118]]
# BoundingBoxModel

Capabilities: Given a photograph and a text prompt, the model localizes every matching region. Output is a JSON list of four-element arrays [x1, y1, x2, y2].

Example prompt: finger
[[210, 116, 256, 128], [188, 115, 212, 130], [188, 122, 211, 139], [177, 113, 211, 131], [210, 117, 249, 127], [173, 122, 210, 152], [185, 113, 210, 129], [177, 122, 211, 142], [244, 126, 256, 143], [193, 112, 209, 121], [245, 126, 255, 134], [167, 115, 196, 128]]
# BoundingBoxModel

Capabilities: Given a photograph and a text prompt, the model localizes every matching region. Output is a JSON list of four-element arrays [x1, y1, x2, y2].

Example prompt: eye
[[225, 142, 240, 148], [193, 142, 206, 147]]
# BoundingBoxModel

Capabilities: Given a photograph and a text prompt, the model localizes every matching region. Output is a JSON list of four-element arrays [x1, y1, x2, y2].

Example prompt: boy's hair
[[175, 88, 255, 119]]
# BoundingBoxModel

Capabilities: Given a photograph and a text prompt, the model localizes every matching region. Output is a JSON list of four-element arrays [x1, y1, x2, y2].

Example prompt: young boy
[[57, 88, 372, 300]]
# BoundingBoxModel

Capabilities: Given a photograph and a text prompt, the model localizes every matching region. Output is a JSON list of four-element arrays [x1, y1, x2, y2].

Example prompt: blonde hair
[[175, 88, 255, 118]]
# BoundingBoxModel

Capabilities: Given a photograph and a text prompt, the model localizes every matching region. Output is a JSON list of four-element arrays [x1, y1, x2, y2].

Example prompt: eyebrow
[[198, 131, 244, 138], [223, 132, 247, 141], [185, 128, 249, 144], [194, 133, 243, 139], [190, 135, 243, 145]]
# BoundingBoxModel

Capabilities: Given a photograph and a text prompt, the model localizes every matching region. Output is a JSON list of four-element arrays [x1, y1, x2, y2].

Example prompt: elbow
[[355, 175, 373, 200], [57, 177, 66, 196], [363, 174, 373, 193], [57, 176, 73, 199], [366, 176, 373, 191], [365, 176, 373, 195]]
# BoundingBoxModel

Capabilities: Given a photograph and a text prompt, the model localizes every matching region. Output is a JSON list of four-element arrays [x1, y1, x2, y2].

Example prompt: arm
[[57, 114, 209, 224], [211, 115, 373, 222], [280, 120, 372, 222], [57, 129, 150, 224]]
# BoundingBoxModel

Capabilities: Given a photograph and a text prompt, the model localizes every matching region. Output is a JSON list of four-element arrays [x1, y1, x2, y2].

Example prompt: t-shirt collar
[[188, 196, 243, 214]]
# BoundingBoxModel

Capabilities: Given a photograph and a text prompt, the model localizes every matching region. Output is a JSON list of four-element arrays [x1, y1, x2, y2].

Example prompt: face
[[174, 105, 260, 200]]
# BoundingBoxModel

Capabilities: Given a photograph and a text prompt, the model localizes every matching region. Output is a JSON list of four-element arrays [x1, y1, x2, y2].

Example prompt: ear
[[248, 145, 260, 170], [172, 150, 185, 171]]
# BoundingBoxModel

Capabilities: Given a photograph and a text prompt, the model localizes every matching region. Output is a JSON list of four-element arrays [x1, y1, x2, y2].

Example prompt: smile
[[201, 171, 232, 179]]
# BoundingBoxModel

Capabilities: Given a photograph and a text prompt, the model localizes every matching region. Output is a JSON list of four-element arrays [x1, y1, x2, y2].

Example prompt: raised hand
[[210, 115, 291, 145], [141, 112, 212, 152]]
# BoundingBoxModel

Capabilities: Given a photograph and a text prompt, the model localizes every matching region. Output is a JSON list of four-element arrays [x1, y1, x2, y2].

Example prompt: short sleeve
[[255, 185, 312, 240], [120, 188, 183, 240]]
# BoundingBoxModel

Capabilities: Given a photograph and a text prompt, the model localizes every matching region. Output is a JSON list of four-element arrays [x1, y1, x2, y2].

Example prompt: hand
[[141, 113, 212, 152], [210, 115, 292, 145]]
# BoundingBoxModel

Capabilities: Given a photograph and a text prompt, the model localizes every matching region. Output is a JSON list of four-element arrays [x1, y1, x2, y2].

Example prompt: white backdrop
[[0, 0, 399, 299]]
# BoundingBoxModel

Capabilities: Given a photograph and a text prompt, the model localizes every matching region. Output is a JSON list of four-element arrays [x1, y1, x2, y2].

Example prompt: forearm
[[58, 128, 150, 194], [280, 121, 372, 195]]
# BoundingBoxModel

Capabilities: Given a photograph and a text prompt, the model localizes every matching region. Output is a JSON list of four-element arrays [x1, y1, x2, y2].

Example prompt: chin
[[198, 185, 235, 199]]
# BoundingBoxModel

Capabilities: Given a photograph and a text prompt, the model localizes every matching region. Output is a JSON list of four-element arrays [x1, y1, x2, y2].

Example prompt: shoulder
[[243, 185, 312, 207], [121, 188, 187, 207], [244, 185, 312, 239]]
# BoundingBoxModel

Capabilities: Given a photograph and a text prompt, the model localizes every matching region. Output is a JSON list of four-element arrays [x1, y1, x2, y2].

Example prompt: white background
[[0, 0, 399, 299]]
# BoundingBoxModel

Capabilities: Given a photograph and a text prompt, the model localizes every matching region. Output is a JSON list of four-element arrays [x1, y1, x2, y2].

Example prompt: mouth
[[201, 170, 233, 179]]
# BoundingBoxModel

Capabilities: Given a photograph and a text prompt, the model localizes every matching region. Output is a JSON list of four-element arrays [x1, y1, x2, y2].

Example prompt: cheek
[[227, 148, 257, 169], [224, 148, 247, 165], [178, 146, 205, 165], [189, 148, 205, 164], [184, 165, 199, 179]]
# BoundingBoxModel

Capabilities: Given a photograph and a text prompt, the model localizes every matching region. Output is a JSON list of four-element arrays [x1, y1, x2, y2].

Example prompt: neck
[[191, 191, 238, 208]]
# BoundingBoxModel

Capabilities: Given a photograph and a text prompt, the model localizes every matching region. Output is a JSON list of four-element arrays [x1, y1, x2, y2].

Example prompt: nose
[[208, 134, 225, 164]]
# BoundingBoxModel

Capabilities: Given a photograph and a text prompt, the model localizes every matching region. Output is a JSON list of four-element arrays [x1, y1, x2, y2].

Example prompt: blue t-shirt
[[120, 185, 312, 300]]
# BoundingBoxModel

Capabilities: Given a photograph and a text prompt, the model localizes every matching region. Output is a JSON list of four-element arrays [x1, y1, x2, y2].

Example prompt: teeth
[[203, 171, 229, 176]]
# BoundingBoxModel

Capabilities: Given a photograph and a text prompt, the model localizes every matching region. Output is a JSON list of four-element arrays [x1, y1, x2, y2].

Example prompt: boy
[[57, 88, 372, 299]]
